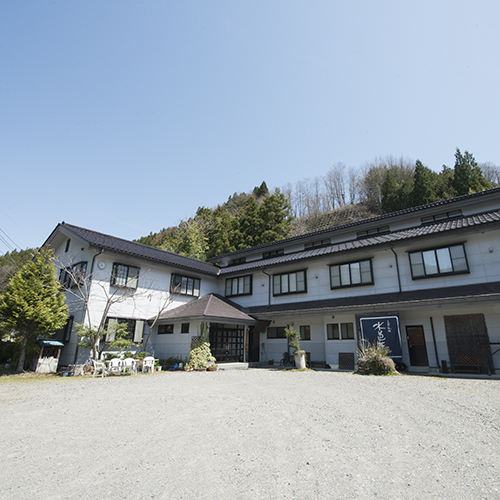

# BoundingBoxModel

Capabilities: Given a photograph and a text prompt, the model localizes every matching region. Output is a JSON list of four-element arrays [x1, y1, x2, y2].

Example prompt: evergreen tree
[[412, 160, 435, 206], [232, 196, 262, 250], [453, 148, 492, 195], [205, 206, 236, 259], [259, 189, 294, 243], [0, 248, 68, 372], [381, 170, 400, 213]]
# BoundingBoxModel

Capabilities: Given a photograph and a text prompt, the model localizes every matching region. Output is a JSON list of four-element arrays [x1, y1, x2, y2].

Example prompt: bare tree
[[480, 162, 500, 186], [55, 255, 176, 360]]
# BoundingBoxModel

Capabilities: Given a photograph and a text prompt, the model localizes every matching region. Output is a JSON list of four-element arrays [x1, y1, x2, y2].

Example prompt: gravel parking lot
[[1, 369, 499, 500]]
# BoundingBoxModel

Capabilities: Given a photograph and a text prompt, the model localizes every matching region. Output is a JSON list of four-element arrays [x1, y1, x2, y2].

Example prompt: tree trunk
[[16, 332, 29, 373]]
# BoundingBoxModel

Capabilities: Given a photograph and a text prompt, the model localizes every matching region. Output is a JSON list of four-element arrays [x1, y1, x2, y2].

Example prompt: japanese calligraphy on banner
[[359, 314, 402, 359]]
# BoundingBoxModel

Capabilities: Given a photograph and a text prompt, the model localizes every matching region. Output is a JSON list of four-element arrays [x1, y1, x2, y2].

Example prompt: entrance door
[[406, 326, 429, 366], [248, 330, 260, 362], [209, 324, 244, 362]]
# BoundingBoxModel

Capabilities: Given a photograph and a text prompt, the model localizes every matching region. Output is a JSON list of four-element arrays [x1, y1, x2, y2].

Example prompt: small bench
[[451, 353, 482, 374]]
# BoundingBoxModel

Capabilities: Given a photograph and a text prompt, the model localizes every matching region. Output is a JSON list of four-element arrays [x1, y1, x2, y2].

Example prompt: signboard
[[359, 314, 402, 359]]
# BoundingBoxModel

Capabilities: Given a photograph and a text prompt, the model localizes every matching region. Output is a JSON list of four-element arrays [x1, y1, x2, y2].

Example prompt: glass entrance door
[[209, 324, 245, 362]]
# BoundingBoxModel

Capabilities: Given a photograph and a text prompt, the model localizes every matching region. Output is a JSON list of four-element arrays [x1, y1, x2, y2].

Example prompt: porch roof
[[245, 281, 500, 317], [156, 294, 256, 325]]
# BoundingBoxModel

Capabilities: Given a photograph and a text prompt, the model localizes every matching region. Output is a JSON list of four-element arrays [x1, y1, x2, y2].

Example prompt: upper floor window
[[263, 249, 284, 259], [305, 239, 331, 249], [181, 323, 190, 334], [273, 270, 307, 296], [111, 263, 139, 289], [229, 257, 246, 266], [330, 259, 373, 289], [409, 244, 469, 279], [421, 210, 462, 225], [171, 273, 200, 297], [357, 226, 390, 239], [327, 323, 355, 340], [59, 261, 88, 289], [225, 275, 252, 297]]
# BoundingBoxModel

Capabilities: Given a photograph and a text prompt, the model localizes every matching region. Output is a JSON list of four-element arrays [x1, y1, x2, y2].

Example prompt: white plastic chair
[[107, 358, 122, 375], [91, 359, 106, 378], [142, 356, 155, 373], [123, 358, 138, 375]]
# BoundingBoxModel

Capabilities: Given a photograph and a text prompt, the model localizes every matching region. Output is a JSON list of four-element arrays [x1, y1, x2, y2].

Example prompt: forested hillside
[[136, 148, 499, 262]]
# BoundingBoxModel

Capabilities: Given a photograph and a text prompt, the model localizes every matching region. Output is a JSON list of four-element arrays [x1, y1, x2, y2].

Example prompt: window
[[158, 324, 174, 334], [263, 249, 284, 259], [300, 325, 311, 341], [421, 210, 462, 225], [105, 318, 144, 342], [229, 257, 246, 266], [409, 244, 469, 279], [327, 323, 354, 340], [181, 323, 190, 334], [330, 259, 373, 289], [225, 275, 252, 297], [111, 263, 140, 289], [267, 326, 286, 339], [305, 239, 331, 249], [357, 226, 390, 239], [273, 270, 307, 296], [59, 262, 88, 289], [171, 273, 200, 297], [65, 239, 71, 252]]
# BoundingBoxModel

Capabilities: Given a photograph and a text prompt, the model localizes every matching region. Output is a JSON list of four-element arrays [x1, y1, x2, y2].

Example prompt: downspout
[[261, 270, 272, 362], [261, 270, 272, 309], [390, 244, 402, 293], [429, 317, 440, 371]]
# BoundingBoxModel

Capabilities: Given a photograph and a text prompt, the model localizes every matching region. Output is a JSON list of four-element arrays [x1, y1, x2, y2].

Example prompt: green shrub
[[357, 341, 397, 375]]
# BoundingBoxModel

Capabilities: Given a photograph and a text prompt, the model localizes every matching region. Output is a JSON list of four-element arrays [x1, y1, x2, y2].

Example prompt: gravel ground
[[1, 369, 499, 500]]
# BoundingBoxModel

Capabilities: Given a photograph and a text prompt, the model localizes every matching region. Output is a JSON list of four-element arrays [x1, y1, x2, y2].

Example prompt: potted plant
[[285, 326, 306, 369]]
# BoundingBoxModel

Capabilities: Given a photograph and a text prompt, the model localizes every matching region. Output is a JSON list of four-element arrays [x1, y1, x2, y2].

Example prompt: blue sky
[[1, 0, 499, 254]]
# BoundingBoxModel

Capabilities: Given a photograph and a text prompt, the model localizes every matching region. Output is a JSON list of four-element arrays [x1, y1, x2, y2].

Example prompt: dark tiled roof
[[212, 186, 500, 260], [246, 281, 500, 316], [156, 294, 256, 324], [220, 209, 500, 275], [61, 223, 220, 276]]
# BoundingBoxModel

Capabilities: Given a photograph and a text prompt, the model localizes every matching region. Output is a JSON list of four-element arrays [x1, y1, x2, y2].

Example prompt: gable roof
[[220, 208, 500, 275], [246, 281, 500, 317], [156, 294, 256, 324], [48, 222, 220, 276]]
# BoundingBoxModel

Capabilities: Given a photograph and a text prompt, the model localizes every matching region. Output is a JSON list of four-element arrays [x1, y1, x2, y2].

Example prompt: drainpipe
[[429, 317, 440, 371], [261, 270, 272, 309], [390, 244, 402, 293]]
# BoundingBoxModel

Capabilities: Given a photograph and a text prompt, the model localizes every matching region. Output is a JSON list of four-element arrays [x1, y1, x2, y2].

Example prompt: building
[[45, 187, 500, 374]]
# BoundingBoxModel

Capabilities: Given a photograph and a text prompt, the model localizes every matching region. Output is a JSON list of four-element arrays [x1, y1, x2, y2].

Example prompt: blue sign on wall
[[359, 314, 402, 359]]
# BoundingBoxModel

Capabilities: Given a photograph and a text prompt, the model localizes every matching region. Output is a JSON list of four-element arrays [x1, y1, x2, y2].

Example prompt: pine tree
[[0, 248, 68, 372]]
